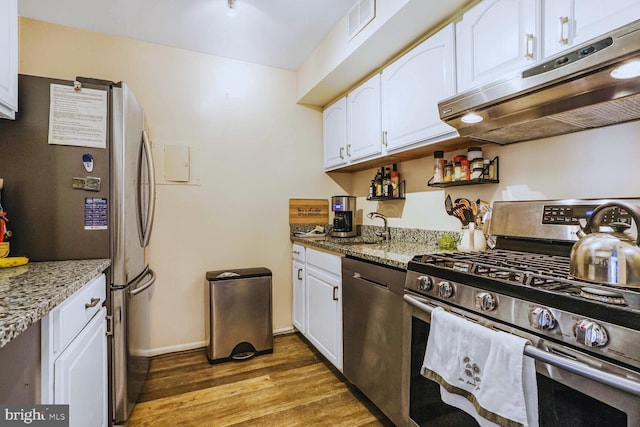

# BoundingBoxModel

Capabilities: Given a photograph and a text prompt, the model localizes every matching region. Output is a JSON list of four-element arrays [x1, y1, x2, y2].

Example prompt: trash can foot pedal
[[232, 351, 255, 361], [230, 341, 257, 362]]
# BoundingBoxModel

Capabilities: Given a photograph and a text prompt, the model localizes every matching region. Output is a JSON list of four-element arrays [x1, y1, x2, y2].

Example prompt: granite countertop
[[0, 258, 111, 348], [291, 236, 443, 270]]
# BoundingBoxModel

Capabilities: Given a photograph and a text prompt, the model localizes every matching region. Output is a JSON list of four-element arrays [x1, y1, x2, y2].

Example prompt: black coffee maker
[[331, 196, 357, 237]]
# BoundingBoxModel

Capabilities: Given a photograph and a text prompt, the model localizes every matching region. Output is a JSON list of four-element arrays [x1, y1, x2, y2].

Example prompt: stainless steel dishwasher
[[342, 256, 406, 426]]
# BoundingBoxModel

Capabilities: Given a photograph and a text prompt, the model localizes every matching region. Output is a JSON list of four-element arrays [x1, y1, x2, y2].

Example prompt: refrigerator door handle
[[129, 267, 156, 297], [138, 130, 156, 248]]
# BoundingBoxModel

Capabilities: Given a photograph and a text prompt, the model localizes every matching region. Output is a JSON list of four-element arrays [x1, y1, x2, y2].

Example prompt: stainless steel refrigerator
[[0, 74, 157, 425]]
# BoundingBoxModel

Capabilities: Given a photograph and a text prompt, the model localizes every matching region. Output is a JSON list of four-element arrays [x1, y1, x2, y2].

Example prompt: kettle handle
[[582, 201, 640, 246]]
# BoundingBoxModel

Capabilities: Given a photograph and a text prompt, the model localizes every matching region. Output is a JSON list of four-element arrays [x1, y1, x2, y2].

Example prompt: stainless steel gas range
[[403, 199, 640, 427]]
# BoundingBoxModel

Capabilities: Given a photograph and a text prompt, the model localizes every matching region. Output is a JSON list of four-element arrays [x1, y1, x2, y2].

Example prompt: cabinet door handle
[[332, 286, 339, 301], [559, 16, 569, 45], [339, 146, 345, 159], [525, 33, 535, 60], [85, 297, 101, 309], [297, 268, 303, 280], [346, 144, 351, 157], [382, 130, 388, 147]]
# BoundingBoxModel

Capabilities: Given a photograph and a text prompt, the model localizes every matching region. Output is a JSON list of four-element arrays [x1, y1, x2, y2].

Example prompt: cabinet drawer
[[306, 248, 341, 277], [292, 244, 306, 262], [53, 274, 106, 355]]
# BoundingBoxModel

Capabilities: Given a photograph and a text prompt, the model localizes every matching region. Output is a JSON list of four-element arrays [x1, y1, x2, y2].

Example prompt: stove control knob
[[475, 292, 496, 311], [417, 276, 433, 291], [438, 282, 454, 298], [528, 307, 556, 330], [574, 319, 609, 348]]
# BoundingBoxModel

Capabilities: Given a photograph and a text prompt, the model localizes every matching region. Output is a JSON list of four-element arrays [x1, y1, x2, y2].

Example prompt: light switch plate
[[84, 176, 101, 192], [72, 177, 86, 189]]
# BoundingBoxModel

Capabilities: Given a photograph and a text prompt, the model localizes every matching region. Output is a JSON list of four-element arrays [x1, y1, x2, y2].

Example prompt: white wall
[[18, 18, 347, 354], [353, 121, 640, 231]]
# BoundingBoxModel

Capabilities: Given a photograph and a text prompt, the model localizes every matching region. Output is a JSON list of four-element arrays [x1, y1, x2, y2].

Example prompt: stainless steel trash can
[[205, 267, 273, 364]]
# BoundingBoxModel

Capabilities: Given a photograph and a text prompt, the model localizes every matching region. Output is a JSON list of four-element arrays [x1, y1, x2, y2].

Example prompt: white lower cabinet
[[42, 274, 108, 427], [53, 309, 107, 426], [306, 264, 342, 370], [292, 244, 306, 334], [292, 245, 343, 371]]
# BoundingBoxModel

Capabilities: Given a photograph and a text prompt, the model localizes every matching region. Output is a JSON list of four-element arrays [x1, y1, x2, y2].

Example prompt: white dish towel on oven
[[421, 307, 539, 427]]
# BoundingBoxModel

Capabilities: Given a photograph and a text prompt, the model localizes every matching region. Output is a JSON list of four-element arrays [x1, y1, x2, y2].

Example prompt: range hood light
[[226, 0, 238, 17], [610, 60, 640, 79], [461, 112, 483, 124]]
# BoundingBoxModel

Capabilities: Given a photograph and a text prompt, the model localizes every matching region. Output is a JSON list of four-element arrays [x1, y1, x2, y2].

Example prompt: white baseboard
[[274, 326, 295, 336], [146, 340, 207, 357], [146, 328, 296, 357]]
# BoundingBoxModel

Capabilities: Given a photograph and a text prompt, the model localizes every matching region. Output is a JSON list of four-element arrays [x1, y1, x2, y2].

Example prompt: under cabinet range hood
[[439, 19, 640, 144]]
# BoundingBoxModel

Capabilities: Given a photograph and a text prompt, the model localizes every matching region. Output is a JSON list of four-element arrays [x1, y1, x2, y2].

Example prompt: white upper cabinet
[[543, 0, 640, 57], [347, 74, 382, 163], [0, 0, 18, 119], [323, 97, 348, 170], [382, 23, 457, 153], [456, 0, 540, 92]]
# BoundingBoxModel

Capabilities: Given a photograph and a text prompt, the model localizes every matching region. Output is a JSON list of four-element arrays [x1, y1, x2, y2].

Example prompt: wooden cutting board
[[289, 198, 329, 224]]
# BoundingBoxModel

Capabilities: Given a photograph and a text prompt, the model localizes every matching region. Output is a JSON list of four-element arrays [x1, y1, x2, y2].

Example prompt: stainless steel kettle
[[570, 201, 640, 287]]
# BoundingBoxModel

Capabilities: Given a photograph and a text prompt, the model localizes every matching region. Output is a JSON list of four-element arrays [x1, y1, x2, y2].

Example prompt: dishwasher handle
[[352, 272, 388, 289]]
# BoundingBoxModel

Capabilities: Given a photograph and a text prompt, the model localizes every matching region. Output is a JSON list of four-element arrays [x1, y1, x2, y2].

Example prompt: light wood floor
[[128, 333, 394, 427]]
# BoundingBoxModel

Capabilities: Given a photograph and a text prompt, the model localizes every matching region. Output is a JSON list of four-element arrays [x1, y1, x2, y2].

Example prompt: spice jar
[[443, 162, 454, 182], [470, 158, 484, 171], [453, 155, 466, 163], [460, 159, 470, 180], [467, 147, 483, 161], [433, 150, 445, 184], [470, 158, 484, 180], [453, 161, 462, 181]]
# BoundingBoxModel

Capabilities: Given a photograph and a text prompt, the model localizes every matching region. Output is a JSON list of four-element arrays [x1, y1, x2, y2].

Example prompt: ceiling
[[17, 0, 355, 71]]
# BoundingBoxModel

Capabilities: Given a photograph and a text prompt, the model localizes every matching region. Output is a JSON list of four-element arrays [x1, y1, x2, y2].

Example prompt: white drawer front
[[53, 274, 106, 355], [306, 248, 341, 277], [292, 244, 306, 262]]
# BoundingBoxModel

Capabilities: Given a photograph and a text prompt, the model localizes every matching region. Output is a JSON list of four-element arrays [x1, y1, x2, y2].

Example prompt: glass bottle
[[433, 151, 445, 184]]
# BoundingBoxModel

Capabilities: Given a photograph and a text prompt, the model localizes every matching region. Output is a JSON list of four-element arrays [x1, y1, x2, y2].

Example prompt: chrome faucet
[[368, 211, 390, 241]]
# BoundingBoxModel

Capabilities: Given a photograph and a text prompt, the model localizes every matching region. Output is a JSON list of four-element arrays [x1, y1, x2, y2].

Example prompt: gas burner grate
[[412, 250, 639, 308], [473, 264, 527, 283], [580, 287, 628, 306]]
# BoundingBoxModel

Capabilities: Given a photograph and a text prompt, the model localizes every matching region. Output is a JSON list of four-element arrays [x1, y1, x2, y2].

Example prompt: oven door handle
[[403, 293, 640, 397]]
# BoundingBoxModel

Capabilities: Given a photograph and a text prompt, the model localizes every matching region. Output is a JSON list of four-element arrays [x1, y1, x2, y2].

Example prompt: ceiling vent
[[348, 0, 375, 40]]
